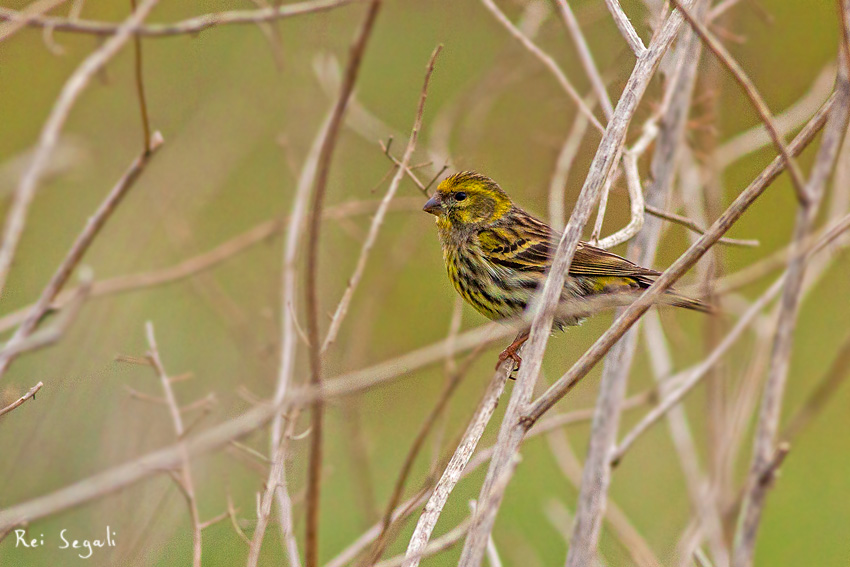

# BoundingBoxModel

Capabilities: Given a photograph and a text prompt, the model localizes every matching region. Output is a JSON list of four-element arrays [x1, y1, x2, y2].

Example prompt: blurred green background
[[1, 0, 848, 565]]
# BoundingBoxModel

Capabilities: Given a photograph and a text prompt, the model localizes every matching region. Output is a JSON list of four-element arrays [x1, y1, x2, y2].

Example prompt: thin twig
[[402, 361, 513, 567], [549, 95, 596, 231], [0, 382, 44, 419], [594, 147, 645, 249], [145, 322, 202, 567], [303, 3, 381, 565], [0, 0, 359, 37], [0, 0, 67, 43], [0, 133, 164, 381], [0, 0, 161, 296], [269, 99, 338, 567], [479, 0, 604, 133], [525, 91, 836, 424], [322, 45, 442, 353], [603, 0, 646, 56], [128, 0, 151, 151], [227, 492, 252, 546], [645, 204, 759, 247], [733, 48, 850, 567], [0, 276, 90, 361], [669, 0, 809, 205], [552, 0, 614, 118], [0, 197, 423, 336], [458, 5, 698, 565], [247, 411, 300, 567]]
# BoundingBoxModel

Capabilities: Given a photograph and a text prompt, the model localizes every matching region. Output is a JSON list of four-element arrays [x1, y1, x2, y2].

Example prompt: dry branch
[[479, 0, 604, 133], [565, 10, 707, 562], [603, 0, 646, 56], [0, 382, 43, 419], [0, 0, 359, 37], [552, 0, 614, 118], [669, 0, 809, 204], [269, 103, 334, 567], [302, 2, 381, 564], [322, 45, 442, 353], [0, 0, 161, 296], [644, 205, 759, 247], [145, 323, 203, 567], [402, 361, 513, 567], [526, 91, 835, 424], [0, 133, 164, 381], [733, 48, 850, 567], [457, 4, 698, 564]]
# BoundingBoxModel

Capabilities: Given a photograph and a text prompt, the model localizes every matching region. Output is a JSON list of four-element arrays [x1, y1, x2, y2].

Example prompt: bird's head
[[422, 171, 513, 230]]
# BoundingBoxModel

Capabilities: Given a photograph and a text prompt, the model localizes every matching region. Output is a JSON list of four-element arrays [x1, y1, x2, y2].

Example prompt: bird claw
[[496, 349, 522, 372]]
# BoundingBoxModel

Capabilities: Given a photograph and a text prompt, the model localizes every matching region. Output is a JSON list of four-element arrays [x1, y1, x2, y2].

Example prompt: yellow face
[[422, 171, 513, 229]]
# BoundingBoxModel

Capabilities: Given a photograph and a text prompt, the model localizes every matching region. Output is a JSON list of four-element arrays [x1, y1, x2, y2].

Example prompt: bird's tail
[[661, 290, 714, 314]]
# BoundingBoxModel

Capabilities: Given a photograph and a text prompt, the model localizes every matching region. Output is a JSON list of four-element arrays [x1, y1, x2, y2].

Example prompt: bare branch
[[128, 0, 152, 151], [0, 0, 360, 37], [552, 0, 614, 118], [644, 204, 759, 247], [248, 411, 300, 567], [322, 45, 442, 353], [526, 91, 836, 424], [0, 382, 44, 419], [403, 362, 513, 567], [733, 48, 850, 567], [458, 4, 699, 564], [549, 96, 596, 231], [479, 0, 604, 133], [594, 146, 645, 249], [0, 0, 161, 296], [302, 3, 381, 564], [0, 276, 90, 361], [603, 0, 646, 56], [145, 322, 202, 567], [0, 133, 164, 381], [669, 0, 809, 205], [0, 0, 67, 43]]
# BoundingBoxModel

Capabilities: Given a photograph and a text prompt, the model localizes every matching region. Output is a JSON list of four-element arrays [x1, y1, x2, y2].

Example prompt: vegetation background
[[0, 0, 848, 566]]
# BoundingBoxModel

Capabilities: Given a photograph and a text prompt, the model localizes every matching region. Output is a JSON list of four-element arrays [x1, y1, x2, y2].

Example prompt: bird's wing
[[479, 208, 660, 279], [476, 210, 552, 273], [571, 241, 661, 279]]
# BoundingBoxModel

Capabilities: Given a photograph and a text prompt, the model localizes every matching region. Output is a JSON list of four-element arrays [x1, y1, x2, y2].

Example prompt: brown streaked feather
[[481, 207, 660, 281]]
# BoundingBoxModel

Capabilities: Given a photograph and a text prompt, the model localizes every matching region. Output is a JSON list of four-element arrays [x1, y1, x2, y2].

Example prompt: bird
[[422, 171, 709, 370]]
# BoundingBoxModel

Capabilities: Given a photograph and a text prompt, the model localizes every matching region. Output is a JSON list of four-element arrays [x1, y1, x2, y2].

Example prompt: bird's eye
[[455, 192, 467, 202]]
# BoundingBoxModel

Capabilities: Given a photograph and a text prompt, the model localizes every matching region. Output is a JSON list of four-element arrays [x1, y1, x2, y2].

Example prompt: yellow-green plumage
[[423, 172, 708, 336]]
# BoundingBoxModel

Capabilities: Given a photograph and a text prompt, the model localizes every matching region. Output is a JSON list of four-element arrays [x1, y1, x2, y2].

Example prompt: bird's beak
[[422, 195, 442, 216]]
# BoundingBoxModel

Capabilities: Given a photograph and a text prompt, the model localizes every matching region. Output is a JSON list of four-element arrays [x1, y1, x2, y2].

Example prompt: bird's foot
[[496, 346, 522, 372]]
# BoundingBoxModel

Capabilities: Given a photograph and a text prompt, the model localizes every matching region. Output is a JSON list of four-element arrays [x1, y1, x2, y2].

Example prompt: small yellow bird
[[423, 171, 709, 369]]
